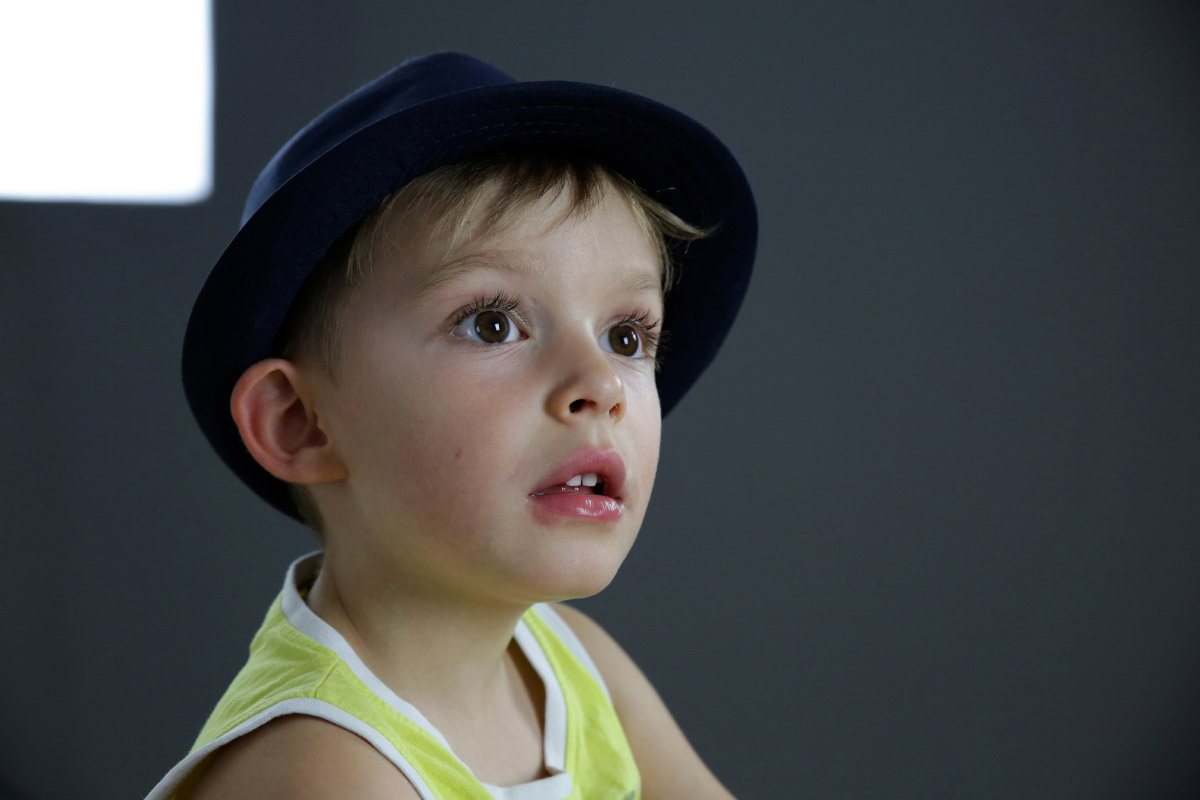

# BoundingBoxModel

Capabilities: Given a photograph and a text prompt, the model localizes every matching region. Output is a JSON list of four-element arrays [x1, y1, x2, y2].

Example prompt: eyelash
[[619, 309, 664, 357], [448, 291, 523, 331], [447, 292, 663, 359]]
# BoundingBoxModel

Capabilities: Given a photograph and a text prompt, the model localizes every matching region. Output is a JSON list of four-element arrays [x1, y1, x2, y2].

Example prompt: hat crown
[[242, 52, 514, 224]]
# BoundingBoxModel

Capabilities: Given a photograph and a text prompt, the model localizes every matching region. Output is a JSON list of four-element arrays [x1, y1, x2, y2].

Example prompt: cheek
[[353, 409, 524, 538], [401, 388, 529, 496], [621, 373, 663, 491], [625, 373, 662, 436]]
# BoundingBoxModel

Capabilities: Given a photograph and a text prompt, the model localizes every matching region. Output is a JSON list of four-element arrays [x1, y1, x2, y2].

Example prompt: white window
[[0, 0, 212, 204]]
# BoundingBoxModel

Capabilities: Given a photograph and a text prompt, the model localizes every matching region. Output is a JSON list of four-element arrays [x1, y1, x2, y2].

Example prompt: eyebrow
[[415, 250, 664, 299], [414, 250, 525, 297]]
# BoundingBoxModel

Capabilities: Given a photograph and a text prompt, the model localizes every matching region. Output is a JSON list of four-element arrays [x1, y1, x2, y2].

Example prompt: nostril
[[569, 399, 586, 413]]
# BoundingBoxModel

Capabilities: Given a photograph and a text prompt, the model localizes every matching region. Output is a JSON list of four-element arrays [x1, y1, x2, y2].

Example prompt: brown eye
[[606, 324, 642, 357], [451, 308, 520, 344], [474, 310, 512, 343]]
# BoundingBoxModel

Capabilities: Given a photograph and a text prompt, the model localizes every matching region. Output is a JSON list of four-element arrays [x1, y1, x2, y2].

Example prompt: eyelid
[[447, 292, 529, 344], [447, 291, 525, 331], [621, 310, 662, 340], [606, 310, 663, 359]]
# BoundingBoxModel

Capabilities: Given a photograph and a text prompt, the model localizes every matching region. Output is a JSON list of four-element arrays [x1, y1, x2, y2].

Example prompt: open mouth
[[529, 449, 627, 514], [531, 472, 611, 498]]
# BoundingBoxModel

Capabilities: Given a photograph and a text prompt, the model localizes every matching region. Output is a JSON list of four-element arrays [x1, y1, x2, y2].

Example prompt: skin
[[201, 181, 736, 799]]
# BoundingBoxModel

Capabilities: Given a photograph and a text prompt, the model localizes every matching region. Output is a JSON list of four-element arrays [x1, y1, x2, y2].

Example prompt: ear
[[229, 358, 348, 485]]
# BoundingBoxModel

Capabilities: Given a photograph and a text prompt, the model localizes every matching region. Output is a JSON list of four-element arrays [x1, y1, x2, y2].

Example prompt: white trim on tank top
[[281, 552, 574, 799], [142, 552, 621, 800]]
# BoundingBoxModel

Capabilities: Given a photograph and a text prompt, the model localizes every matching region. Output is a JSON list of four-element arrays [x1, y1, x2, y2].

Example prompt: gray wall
[[2, 1, 1198, 798]]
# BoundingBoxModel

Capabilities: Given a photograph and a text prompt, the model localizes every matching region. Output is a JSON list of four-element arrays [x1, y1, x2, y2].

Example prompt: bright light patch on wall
[[0, 1, 212, 204]]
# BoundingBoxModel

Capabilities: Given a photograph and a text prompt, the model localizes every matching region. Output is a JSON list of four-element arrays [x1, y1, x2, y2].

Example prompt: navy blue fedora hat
[[183, 51, 757, 520]]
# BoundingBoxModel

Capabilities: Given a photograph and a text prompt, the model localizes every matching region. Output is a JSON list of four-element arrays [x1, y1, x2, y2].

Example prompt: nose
[[546, 337, 626, 424]]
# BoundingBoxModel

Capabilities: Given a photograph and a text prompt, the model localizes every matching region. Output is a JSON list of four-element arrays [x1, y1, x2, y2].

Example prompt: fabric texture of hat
[[183, 51, 757, 520]]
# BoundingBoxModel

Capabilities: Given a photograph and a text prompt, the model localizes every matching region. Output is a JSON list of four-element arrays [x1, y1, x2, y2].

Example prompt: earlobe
[[229, 359, 348, 484]]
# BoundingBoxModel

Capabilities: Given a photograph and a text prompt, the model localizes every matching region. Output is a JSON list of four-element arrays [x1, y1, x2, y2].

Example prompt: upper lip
[[531, 448, 627, 499]]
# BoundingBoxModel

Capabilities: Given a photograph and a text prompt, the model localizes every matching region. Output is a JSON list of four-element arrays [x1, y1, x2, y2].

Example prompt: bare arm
[[182, 715, 421, 800], [554, 603, 737, 800]]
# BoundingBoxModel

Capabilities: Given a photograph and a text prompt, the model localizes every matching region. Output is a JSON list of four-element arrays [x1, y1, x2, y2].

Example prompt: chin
[[548, 569, 621, 602], [511, 541, 631, 604]]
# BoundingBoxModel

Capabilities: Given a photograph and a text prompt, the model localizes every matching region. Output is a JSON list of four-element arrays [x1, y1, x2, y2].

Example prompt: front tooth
[[566, 474, 583, 487], [582, 473, 598, 487]]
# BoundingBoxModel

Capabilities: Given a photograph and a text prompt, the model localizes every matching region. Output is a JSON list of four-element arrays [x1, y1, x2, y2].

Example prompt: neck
[[305, 543, 532, 719]]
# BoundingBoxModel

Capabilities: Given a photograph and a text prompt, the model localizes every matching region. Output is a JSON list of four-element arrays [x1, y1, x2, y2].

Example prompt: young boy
[[147, 52, 756, 800]]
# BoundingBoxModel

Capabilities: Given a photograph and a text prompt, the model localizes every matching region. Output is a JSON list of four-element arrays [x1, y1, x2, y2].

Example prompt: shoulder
[[544, 602, 615, 660], [547, 602, 657, 715], [181, 714, 420, 800], [550, 604, 737, 800]]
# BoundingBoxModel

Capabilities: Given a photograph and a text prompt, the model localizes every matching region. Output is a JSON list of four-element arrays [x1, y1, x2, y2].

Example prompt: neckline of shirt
[[279, 552, 573, 799]]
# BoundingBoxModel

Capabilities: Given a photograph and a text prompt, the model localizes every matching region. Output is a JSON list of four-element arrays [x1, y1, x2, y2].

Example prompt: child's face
[[305, 180, 663, 606]]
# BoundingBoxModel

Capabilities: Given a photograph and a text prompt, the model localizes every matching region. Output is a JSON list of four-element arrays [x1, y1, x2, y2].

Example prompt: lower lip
[[529, 493, 624, 522]]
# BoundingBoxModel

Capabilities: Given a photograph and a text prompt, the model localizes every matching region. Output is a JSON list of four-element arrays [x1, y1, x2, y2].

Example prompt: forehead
[[365, 176, 664, 296]]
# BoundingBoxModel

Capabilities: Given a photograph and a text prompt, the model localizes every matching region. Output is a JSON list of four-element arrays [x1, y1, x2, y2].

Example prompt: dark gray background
[[2, 1, 1197, 798]]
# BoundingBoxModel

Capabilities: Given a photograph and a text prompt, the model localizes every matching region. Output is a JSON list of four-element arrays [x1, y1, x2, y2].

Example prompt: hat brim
[[183, 77, 756, 520]]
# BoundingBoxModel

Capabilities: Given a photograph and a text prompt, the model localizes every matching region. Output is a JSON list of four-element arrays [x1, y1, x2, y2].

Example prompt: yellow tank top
[[143, 554, 641, 800]]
